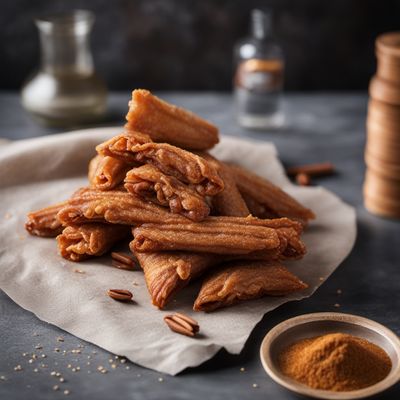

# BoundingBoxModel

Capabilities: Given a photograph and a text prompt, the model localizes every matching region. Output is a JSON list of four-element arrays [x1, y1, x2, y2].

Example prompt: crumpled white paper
[[0, 127, 356, 375]]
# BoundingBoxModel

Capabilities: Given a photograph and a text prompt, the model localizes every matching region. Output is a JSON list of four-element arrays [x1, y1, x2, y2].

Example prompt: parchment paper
[[0, 127, 356, 375]]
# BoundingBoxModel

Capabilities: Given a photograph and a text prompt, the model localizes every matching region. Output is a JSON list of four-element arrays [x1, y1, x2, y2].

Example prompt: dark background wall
[[1, 0, 400, 91]]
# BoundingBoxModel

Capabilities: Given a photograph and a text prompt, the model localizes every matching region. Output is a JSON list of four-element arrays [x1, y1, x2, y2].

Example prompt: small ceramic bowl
[[260, 312, 400, 400]]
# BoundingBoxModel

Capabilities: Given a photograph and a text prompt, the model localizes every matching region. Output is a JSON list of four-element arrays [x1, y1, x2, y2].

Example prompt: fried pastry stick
[[57, 188, 175, 226], [131, 216, 303, 255], [25, 201, 68, 237], [133, 160, 252, 309], [96, 131, 224, 196], [133, 251, 221, 309], [228, 164, 315, 225], [125, 89, 219, 150], [88, 155, 130, 190], [57, 224, 129, 262], [124, 165, 210, 222], [200, 154, 249, 217], [193, 261, 308, 312]]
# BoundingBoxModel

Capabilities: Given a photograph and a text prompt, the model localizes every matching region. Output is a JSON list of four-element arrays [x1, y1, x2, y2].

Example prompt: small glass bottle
[[21, 10, 107, 127], [234, 9, 284, 129]]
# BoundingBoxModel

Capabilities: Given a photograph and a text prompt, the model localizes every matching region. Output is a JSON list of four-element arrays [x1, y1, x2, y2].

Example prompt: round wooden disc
[[377, 59, 400, 85], [365, 169, 400, 197], [376, 32, 400, 58], [365, 151, 400, 180], [367, 116, 400, 142], [364, 194, 400, 219], [367, 101, 400, 132], [369, 76, 400, 106], [366, 129, 400, 163]]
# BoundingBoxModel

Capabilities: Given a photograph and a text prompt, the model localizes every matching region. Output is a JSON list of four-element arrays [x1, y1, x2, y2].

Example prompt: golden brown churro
[[25, 201, 68, 237], [229, 164, 315, 224], [57, 188, 176, 226], [88, 155, 130, 190], [124, 165, 210, 221], [96, 132, 224, 196], [57, 224, 129, 262], [125, 89, 219, 150], [193, 261, 308, 312], [133, 251, 221, 309], [131, 216, 303, 255]]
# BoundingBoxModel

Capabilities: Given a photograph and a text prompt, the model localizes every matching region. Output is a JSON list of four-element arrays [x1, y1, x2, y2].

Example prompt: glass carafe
[[234, 9, 284, 129], [21, 10, 107, 127]]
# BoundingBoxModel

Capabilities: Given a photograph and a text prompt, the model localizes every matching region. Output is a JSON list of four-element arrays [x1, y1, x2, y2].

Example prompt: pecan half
[[107, 289, 133, 302], [111, 252, 136, 270], [164, 313, 200, 337]]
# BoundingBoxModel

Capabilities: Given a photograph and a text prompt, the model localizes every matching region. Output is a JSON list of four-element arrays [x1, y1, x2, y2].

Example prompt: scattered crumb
[[125, 366, 130, 370], [14, 365, 22, 371], [92, 351, 97, 354], [108, 359, 113, 363], [35, 345, 42, 350], [18, 234, 26, 241], [4, 212, 12, 219], [132, 281, 139, 286], [0, 376, 6, 380], [337, 289, 342, 295], [32, 354, 37, 359], [158, 377, 164, 382], [334, 303, 341, 308], [88, 371, 91, 374], [54, 348, 60, 353], [87, 355, 91, 359], [137, 373, 141, 377], [87, 362, 91, 366], [111, 364, 117, 369], [33, 332, 39, 337], [57, 337, 64, 342], [240, 367, 245, 372], [73, 269, 85, 274], [319, 277, 324, 281], [252, 383, 258, 388]]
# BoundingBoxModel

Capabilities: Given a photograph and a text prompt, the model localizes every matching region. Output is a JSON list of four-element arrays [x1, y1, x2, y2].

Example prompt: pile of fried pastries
[[25, 89, 315, 312]]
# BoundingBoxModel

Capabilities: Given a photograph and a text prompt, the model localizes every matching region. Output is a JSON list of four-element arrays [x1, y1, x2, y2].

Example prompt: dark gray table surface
[[1, 91, 399, 400]]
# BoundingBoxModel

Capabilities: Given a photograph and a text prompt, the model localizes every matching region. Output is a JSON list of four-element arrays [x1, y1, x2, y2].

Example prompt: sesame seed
[[54, 348, 60, 352], [0, 376, 6, 380], [35, 345, 43, 350], [76, 367, 80, 371], [120, 359, 126, 364], [28, 359, 34, 364], [334, 303, 341, 308], [71, 368, 76, 372], [51, 371, 56, 376], [33, 368, 38, 373], [63, 389, 70, 395], [59, 378, 65, 383], [101, 370, 107, 374], [41, 354, 46, 358], [319, 277, 324, 281], [337, 289, 342, 294], [14, 365, 22, 371], [252, 383, 258, 388], [158, 377, 163, 382], [73, 269, 85, 274], [125, 366, 130, 370], [240, 367, 245, 372], [32, 354, 37, 359], [57, 337, 64, 342], [22, 353, 28, 357], [115, 356, 119, 359], [53, 385, 59, 391], [137, 373, 141, 377]]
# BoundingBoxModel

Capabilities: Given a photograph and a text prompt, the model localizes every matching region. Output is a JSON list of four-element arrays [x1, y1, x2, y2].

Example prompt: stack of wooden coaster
[[364, 32, 400, 218]]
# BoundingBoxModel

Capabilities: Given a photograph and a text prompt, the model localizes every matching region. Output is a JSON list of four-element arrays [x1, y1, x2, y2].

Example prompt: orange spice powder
[[278, 333, 392, 391]]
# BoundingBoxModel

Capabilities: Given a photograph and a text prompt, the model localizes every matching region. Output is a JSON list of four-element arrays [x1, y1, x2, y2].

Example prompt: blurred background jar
[[234, 9, 284, 130], [21, 10, 107, 127]]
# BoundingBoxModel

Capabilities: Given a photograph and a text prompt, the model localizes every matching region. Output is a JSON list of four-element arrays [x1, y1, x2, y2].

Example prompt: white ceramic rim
[[260, 312, 400, 400]]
